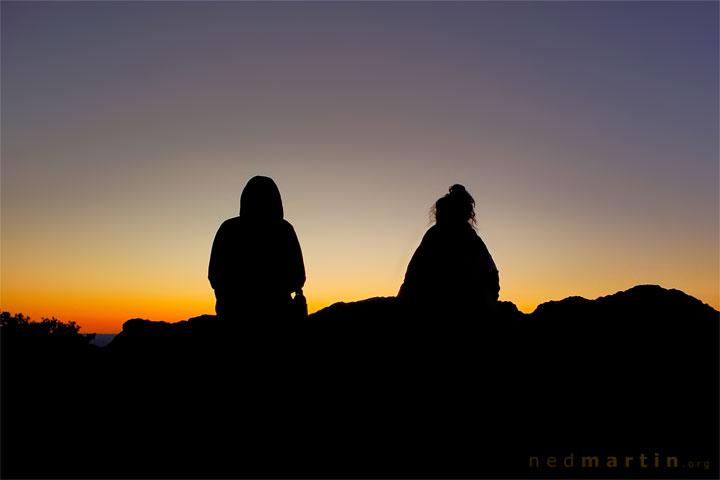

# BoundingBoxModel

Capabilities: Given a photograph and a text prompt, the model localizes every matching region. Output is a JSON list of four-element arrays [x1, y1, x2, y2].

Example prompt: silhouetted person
[[209, 176, 305, 319], [398, 184, 499, 315]]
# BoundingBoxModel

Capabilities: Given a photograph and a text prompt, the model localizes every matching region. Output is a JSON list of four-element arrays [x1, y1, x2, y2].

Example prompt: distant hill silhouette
[[532, 284, 716, 319], [2, 285, 717, 479]]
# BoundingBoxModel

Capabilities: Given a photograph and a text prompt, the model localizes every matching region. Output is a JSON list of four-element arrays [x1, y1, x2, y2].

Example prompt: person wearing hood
[[209, 176, 306, 319]]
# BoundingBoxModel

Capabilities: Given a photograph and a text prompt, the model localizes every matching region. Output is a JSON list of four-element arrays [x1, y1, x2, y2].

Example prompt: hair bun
[[448, 184, 467, 195], [434, 184, 476, 226]]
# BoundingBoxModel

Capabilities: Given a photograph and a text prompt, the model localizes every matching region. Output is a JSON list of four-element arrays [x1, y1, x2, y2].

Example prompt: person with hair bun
[[398, 184, 500, 315]]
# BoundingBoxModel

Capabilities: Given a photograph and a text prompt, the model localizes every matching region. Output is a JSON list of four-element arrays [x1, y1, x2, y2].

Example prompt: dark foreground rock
[[1, 285, 718, 479]]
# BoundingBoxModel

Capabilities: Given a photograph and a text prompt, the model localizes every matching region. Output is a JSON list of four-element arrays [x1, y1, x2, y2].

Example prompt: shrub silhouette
[[1, 311, 80, 333]]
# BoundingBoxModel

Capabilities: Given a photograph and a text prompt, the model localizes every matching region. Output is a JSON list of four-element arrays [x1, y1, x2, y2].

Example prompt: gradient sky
[[2, 1, 718, 333]]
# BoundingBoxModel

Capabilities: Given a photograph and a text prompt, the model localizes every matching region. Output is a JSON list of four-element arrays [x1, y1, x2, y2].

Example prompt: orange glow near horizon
[[3, 261, 718, 333]]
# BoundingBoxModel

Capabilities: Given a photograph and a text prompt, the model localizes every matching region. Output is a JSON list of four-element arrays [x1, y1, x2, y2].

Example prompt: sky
[[1, 1, 718, 333]]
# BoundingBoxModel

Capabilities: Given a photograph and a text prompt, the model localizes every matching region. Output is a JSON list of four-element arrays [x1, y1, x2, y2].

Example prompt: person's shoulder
[[457, 225, 488, 249], [216, 216, 243, 235], [220, 216, 242, 228], [424, 224, 441, 236], [279, 219, 300, 237], [418, 225, 440, 242], [469, 229, 494, 263], [469, 228, 488, 245]]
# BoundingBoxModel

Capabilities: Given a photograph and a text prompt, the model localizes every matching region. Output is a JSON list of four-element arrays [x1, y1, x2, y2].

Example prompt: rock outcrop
[[2, 285, 717, 479]]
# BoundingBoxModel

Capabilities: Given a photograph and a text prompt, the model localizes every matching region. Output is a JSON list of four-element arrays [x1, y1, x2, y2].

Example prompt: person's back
[[208, 176, 305, 319], [398, 185, 499, 316]]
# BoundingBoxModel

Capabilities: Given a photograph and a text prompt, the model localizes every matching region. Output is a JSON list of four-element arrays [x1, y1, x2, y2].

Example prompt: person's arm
[[208, 221, 230, 291], [398, 228, 436, 297], [285, 222, 306, 294], [473, 233, 500, 304], [487, 269, 500, 303]]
